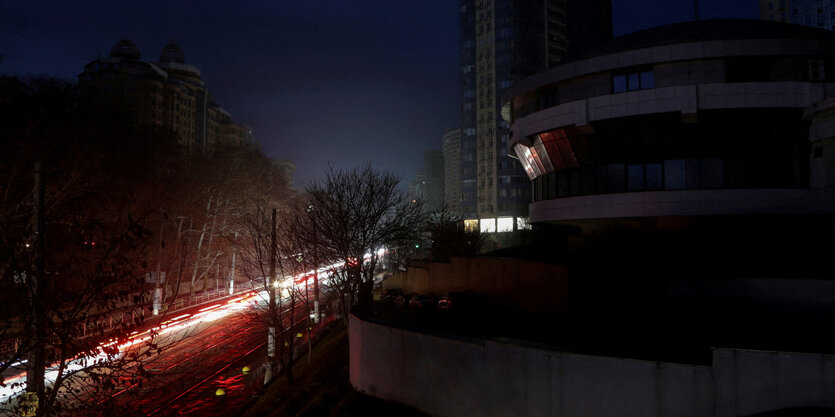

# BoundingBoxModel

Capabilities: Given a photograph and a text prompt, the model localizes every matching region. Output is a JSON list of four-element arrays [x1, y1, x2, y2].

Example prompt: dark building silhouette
[[79, 39, 251, 153]]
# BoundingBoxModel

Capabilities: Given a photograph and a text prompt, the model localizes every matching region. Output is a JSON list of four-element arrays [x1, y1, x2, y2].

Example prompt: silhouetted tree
[[425, 205, 483, 263], [300, 164, 425, 317]]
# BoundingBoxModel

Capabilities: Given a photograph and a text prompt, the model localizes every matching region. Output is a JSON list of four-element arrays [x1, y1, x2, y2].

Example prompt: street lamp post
[[308, 205, 321, 324], [268, 208, 277, 358]]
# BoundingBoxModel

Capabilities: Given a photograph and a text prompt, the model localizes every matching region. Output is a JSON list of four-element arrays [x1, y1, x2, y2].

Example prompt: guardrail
[[0, 282, 257, 361]]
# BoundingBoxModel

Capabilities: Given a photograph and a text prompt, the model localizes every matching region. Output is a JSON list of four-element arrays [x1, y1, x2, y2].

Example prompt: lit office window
[[497, 217, 514, 232], [480, 218, 497, 233], [516, 217, 532, 230]]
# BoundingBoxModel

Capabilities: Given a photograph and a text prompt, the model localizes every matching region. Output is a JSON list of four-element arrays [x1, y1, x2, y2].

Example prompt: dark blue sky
[[0, 0, 756, 188]]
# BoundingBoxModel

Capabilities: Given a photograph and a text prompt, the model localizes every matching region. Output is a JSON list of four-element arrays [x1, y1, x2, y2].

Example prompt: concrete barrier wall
[[714, 349, 835, 417], [350, 315, 713, 417], [384, 257, 568, 313], [351, 314, 835, 417]]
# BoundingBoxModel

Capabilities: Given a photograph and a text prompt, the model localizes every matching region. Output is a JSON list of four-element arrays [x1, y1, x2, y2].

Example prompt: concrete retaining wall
[[714, 349, 835, 417], [350, 314, 835, 417]]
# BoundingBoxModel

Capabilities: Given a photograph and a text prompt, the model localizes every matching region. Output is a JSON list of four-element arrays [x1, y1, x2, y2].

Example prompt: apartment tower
[[458, 0, 612, 229]]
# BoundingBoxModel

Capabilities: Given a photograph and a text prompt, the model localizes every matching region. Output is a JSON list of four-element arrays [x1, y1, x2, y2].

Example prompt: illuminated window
[[480, 218, 497, 233], [497, 217, 514, 232], [517, 217, 531, 230], [464, 219, 479, 232]]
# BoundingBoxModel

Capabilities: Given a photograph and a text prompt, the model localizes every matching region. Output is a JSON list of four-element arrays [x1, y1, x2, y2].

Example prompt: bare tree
[[424, 205, 483, 263], [301, 164, 425, 318]]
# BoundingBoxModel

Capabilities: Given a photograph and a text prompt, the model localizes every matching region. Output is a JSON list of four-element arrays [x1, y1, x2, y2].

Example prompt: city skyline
[[0, 0, 755, 187]]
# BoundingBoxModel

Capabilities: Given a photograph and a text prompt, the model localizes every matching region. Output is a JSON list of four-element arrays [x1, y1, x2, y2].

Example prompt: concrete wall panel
[[352, 316, 835, 417], [714, 348, 835, 417], [351, 315, 714, 417]]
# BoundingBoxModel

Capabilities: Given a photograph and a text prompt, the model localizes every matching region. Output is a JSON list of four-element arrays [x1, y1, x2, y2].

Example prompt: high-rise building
[[442, 128, 462, 216], [156, 40, 210, 153], [761, 0, 835, 29], [424, 150, 445, 213], [79, 39, 251, 153], [458, 0, 612, 229]]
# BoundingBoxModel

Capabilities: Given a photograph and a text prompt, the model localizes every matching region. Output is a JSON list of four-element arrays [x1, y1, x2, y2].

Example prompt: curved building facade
[[502, 19, 835, 224]]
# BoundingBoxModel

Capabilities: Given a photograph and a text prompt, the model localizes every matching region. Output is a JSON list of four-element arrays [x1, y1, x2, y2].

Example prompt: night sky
[[0, 0, 755, 188]]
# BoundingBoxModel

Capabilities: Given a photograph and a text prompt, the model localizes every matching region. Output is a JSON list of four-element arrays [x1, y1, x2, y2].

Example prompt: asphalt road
[[102, 309, 268, 416]]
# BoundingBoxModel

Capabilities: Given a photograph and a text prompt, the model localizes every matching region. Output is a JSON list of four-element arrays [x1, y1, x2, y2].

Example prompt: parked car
[[395, 293, 413, 309], [437, 295, 451, 312], [408, 294, 437, 311], [380, 288, 402, 304]]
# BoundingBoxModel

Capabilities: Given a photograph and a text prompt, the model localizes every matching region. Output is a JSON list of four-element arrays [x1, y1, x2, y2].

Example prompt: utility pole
[[153, 222, 164, 315], [228, 233, 237, 295], [307, 205, 321, 324], [312, 222, 320, 324], [268, 208, 277, 359], [27, 160, 46, 413]]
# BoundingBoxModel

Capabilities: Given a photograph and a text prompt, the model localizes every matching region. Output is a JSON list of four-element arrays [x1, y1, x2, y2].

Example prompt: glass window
[[640, 71, 655, 89], [645, 163, 663, 190], [534, 177, 543, 201], [544, 172, 556, 200], [608, 164, 625, 192], [628, 73, 640, 91], [664, 160, 686, 189], [627, 164, 645, 190], [701, 158, 724, 188], [582, 167, 598, 195], [557, 172, 570, 196], [569, 170, 582, 195], [497, 217, 514, 232], [480, 218, 497, 233], [686, 159, 703, 189], [613, 75, 627, 93], [614, 70, 654, 93]]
